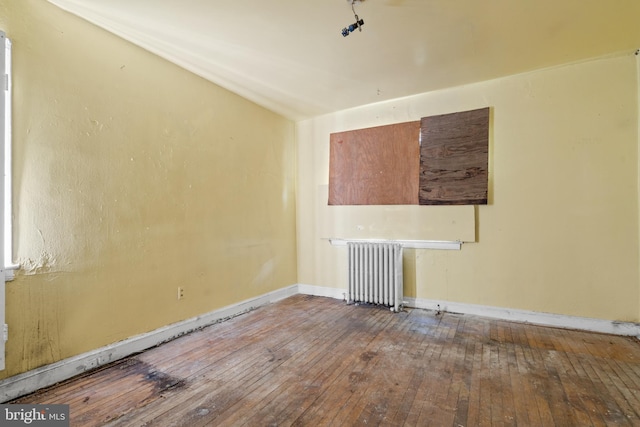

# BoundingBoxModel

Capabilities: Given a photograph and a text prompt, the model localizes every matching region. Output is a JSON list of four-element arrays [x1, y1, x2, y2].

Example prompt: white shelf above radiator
[[328, 238, 462, 250]]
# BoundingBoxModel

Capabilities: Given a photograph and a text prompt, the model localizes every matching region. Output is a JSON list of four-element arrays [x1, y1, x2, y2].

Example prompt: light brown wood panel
[[12, 295, 640, 426], [329, 121, 420, 205], [420, 107, 490, 205]]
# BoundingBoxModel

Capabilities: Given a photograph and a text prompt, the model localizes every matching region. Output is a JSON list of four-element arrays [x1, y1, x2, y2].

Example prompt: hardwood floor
[[11, 295, 640, 426]]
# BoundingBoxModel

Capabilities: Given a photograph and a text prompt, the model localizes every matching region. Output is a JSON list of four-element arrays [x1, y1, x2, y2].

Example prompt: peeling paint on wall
[[0, 0, 297, 380], [18, 252, 57, 275]]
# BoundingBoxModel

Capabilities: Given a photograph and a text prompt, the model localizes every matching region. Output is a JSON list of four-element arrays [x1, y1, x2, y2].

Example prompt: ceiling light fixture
[[341, 0, 364, 37]]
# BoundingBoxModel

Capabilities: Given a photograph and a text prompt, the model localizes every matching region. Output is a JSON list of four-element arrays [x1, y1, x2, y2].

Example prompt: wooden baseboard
[[0, 285, 298, 402], [403, 296, 640, 337], [1, 283, 638, 403], [298, 284, 347, 300], [299, 284, 640, 337]]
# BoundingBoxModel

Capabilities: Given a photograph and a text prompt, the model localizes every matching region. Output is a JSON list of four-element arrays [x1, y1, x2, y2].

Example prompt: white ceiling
[[48, 0, 640, 120]]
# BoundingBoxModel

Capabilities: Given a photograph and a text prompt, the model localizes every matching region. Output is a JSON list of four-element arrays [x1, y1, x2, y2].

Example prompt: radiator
[[347, 242, 404, 312]]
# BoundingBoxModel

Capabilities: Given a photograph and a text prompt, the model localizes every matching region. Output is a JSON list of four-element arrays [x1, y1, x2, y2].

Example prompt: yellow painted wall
[[0, 0, 638, 382], [297, 53, 639, 322], [0, 0, 297, 379]]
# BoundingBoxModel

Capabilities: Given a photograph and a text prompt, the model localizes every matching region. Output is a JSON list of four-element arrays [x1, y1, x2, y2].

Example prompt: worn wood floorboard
[[11, 294, 640, 426]]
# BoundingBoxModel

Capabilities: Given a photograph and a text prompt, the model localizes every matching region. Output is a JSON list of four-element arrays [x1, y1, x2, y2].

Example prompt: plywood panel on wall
[[329, 121, 420, 205], [419, 108, 490, 205]]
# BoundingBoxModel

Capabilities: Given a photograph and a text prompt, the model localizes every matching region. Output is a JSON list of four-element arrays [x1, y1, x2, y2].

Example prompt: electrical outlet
[[177, 287, 184, 300]]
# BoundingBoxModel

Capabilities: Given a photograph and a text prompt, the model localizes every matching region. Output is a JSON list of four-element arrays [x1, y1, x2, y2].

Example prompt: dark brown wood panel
[[328, 121, 420, 205], [12, 295, 640, 426], [420, 107, 490, 205]]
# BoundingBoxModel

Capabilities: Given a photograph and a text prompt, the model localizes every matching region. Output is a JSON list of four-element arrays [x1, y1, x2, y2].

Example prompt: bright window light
[[3, 36, 14, 274]]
